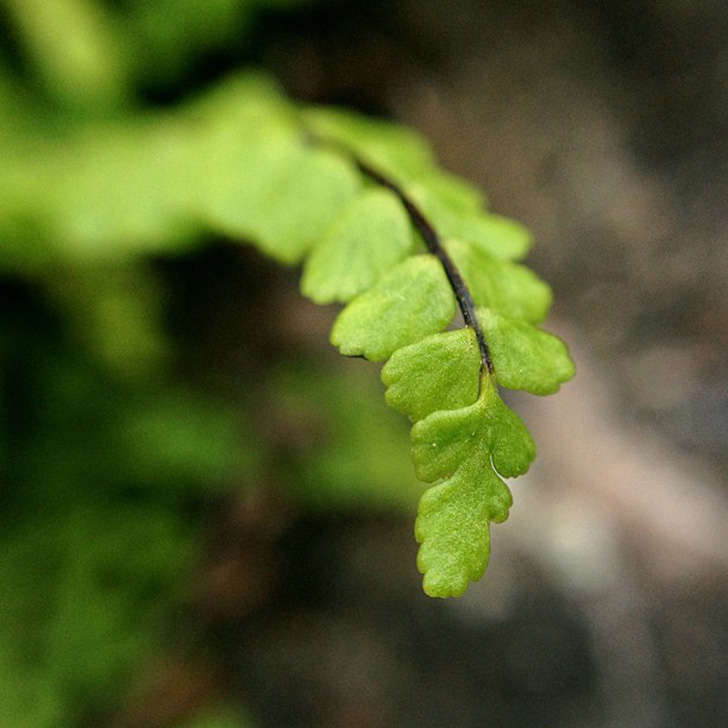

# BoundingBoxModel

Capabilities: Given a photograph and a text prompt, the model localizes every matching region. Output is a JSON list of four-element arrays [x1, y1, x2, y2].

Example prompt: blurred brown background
[[2, 1, 727, 727]]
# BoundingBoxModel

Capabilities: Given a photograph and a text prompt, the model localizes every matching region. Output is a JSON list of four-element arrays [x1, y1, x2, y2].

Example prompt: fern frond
[[0, 71, 575, 597]]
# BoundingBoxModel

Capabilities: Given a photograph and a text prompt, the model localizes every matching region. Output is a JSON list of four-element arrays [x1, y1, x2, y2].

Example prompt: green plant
[[3, 69, 573, 597], [0, 0, 573, 728], [1, 1, 575, 722]]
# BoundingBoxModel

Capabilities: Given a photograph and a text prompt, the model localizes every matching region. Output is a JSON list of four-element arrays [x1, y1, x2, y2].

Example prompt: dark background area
[[2, 1, 727, 727]]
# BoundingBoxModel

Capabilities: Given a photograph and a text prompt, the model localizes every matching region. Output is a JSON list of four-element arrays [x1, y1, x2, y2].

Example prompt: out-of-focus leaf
[[301, 106, 435, 182], [3, 0, 131, 111], [267, 367, 419, 511], [446, 238, 552, 323], [302, 188, 413, 303], [407, 181, 532, 260]]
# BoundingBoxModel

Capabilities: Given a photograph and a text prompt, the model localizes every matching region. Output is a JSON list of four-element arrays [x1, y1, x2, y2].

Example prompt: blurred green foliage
[[266, 367, 420, 510], [0, 0, 420, 725], [180, 706, 255, 728], [1, 268, 255, 725]]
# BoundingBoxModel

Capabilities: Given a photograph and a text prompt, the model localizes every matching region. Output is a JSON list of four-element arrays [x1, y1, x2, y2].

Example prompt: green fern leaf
[[412, 376, 535, 596], [197, 130, 362, 264], [1, 69, 576, 598], [301, 106, 435, 182], [411, 376, 536, 481], [330, 255, 456, 361], [446, 238, 552, 323], [478, 307, 576, 394], [301, 188, 413, 303], [407, 182, 532, 260], [381, 328, 481, 421], [415, 459, 505, 597], [454, 212, 534, 261], [247, 148, 362, 264], [406, 171, 486, 215]]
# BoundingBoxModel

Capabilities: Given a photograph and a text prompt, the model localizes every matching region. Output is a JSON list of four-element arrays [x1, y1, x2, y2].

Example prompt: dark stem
[[309, 135, 493, 374]]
